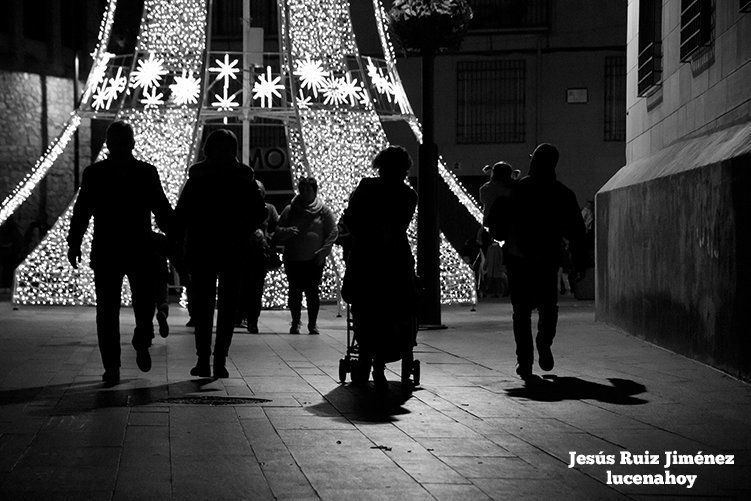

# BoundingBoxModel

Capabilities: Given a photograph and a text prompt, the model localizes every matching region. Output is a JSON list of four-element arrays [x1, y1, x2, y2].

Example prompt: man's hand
[[67, 247, 82, 269]]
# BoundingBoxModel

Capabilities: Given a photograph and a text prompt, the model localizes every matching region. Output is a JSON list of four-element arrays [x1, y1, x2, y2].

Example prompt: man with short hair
[[67, 121, 171, 384], [500, 143, 586, 379]]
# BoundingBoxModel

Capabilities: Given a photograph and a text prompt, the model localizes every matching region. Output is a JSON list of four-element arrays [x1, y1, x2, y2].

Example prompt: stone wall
[[0, 70, 91, 287]]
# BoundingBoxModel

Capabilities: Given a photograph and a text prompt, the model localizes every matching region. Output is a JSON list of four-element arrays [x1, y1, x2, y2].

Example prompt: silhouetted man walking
[[67, 121, 171, 384], [172, 129, 265, 379], [500, 143, 586, 379]]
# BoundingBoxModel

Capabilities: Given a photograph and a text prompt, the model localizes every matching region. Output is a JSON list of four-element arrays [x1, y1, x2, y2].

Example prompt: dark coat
[[341, 177, 417, 309], [67, 155, 171, 268], [172, 159, 265, 270], [503, 174, 587, 269]]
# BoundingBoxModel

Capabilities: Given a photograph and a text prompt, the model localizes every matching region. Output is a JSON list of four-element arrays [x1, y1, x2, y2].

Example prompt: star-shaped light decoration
[[209, 54, 240, 87], [358, 88, 372, 108], [140, 87, 165, 107], [212, 88, 240, 111], [321, 76, 347, 106], [339, 73, 364, 107], [295, 89, 312, 110], [169, 70, 201, 105], [366, 57, 394, 99], [252, 66, 285, 108], [91, 81, 110, 110], [88, 51, 115, 88], [293, 58, 329, 97], [130, 53, 168, 89]]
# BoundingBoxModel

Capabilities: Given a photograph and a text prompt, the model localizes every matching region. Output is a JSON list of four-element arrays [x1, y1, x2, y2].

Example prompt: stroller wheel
[[412, 360, 420, 386], [338, 359, 347, 383]]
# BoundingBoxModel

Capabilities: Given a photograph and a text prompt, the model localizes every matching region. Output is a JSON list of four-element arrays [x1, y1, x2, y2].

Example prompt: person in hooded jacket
[[499, 143, 587, 380], [171, 129, 265, 378], [275, 177, 337, 335]]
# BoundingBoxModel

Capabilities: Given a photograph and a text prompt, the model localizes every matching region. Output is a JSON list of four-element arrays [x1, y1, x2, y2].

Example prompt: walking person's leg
[[189, 268, 216, 376], [214, 270, 240, 378], [303, 261, 324, 335], [507, 257, 535, 378], [285, 261, 303, 334], [128, 263, 156, 372], [94, 266, 124, 383], [536, 265, 560, 371], [247, 266, 266, 333], [155, 256, 169, 338]]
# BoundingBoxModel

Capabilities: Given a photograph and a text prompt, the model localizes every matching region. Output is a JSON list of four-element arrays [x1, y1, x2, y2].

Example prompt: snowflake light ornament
[[212, 88, 240, 111], [339, 74, 364, 107], [130, 53, 168, 89], [321, 76, 347, 106], [209, 54, 240, 87], [252, 66, 285, 108], [169, 71, 200, 105], [88, 51, 115, 88], [140, 87, 165, 107], [296, 90, 312, 110], [366, 57, 395, 101], [293, 59, 329, 97], [91, 81, 110, 110]]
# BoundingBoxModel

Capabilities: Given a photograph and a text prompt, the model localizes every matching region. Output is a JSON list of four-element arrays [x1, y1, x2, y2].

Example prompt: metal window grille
[[604, 56, 626, 142], [469, 0, 549, 31], [637, 0, 662, 96], [680, 0, 712, 62], [456, 60, 525, 144], [741, 0, 751, 13]]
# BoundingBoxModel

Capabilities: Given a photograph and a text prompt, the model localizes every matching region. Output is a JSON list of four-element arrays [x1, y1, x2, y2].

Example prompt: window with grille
[[604, 56, 626, 142], [457, 60, 525, 144], [637, 0, 662, 97], [469, 0, 549, 31], [680, 0, 712, 62]]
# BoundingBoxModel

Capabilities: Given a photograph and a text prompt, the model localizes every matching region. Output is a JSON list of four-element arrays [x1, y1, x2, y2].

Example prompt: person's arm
[[314, 205, 338, 263], [149, 166, 172, 233], [169, 177, 194, 259], [66, 168, 94, 268], [272, 206, 298, 243], [563, 190, 588, 276]]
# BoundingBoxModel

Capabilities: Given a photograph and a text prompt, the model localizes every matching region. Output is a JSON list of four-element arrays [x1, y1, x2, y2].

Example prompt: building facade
[[384, 0, 626, 254], [597, 0, 751, 379]]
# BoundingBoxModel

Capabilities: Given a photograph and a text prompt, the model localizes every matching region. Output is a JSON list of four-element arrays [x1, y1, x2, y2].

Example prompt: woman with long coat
[[341, 145, 418, 388]]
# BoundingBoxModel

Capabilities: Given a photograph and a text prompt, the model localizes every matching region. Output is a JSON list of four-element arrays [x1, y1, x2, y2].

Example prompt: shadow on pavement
[[505, 375, 648, 404], [0, 378, 217, 415], [308, 382, 415, 423]]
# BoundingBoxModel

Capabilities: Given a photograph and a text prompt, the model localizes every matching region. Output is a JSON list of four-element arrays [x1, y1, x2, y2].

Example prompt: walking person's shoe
[[213, 356, 229, 379], [515, 363, 533, 380], [536, 338, 554, 371], [102, 368, 120, 385], [156, 310, 169, 338], [136, 348, 152, 372], [308, 324, 319, 335], [190, 358, 211, 377], [289, 322, 301, 334], [247, 323, 259, 334]]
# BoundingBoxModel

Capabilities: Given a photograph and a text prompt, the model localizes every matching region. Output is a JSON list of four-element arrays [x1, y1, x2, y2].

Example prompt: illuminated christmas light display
[[11, 0, 478, 306]]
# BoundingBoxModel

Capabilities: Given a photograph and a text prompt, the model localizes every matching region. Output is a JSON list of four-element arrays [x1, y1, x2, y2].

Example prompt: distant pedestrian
[[67, 121, 172, 385], [237, 180, 279, 334], [171, 129, 266, 378], [496, 143, 586, 380], [275, 177, 337, 335], [479, 161, 513, 226], [341, 146, 418, 388]]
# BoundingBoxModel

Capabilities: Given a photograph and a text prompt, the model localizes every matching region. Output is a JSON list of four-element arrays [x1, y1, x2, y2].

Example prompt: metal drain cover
[[158, 396, 271, 406]]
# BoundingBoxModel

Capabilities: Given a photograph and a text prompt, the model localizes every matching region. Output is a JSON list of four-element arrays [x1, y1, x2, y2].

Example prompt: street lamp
[[388, 0, 473, 327]]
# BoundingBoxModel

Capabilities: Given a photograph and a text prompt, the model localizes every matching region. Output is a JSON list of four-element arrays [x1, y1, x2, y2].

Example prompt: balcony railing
[[637, 42, 661, 97], [469, 0, 549, 32]]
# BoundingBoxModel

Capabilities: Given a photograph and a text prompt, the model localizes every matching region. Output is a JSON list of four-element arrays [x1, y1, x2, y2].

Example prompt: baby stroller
[[338, 303, 420, 386]]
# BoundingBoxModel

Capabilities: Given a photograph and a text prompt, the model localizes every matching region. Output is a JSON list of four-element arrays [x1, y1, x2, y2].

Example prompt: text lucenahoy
[[567, 451, 735, 489]]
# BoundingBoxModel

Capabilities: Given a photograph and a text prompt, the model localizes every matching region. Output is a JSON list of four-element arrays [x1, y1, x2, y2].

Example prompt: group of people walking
[[67, 120, 585, 387]]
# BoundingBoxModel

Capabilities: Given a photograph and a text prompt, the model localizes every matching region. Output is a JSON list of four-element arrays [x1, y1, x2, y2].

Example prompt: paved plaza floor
[[0, 298, 749, 500]]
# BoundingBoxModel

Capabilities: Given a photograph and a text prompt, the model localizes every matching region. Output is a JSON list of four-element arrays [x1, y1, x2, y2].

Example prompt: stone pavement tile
[[266, 413, 354, 431], [413, 437, 516, 457], [0, 433, 36, 472], [240, 417, 292, 463], [314, 486, 432, 500], [0, 489, 112, 500], [391, 411, 483, 438], [471, 476, 626, 501], [0, 464, 118, 495], [277, 428, 373, 449], [440, 456, 550, 479], [258, 458, 318, 500], [384, 453, 469, 484], [430, 386, 540, 418], [15, 446, 120, 469], [587, 426, 707, 453], [128, 410, 168, 426], [422, 482, 492, 500], [171, 455, 274, 500], [501, 431, 619, 465]]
